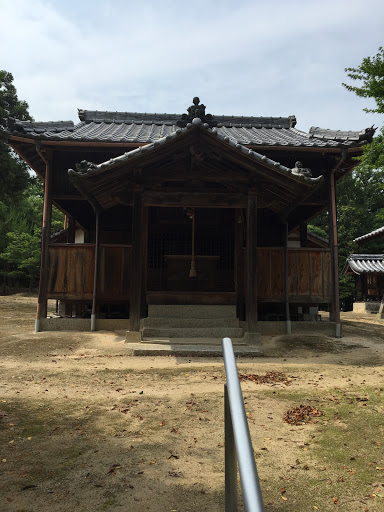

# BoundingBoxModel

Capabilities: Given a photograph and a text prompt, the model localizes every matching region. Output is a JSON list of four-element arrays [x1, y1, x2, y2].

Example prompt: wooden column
[[35, 149, 52, 332], [300, 222, 308, 247], [130, 190, 145, 331], [284, 220, 291, 334], [235, 209, 245, 320], [140, 206, 149, 318], [91, 211, 100, 331], [246, 193, 258, 331], [328, 172, 341, 337], [67, 217, 75, 243]]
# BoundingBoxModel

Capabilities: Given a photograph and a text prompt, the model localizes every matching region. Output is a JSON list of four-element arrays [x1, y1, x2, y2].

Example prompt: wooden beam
[[143, 191, 247, 208]]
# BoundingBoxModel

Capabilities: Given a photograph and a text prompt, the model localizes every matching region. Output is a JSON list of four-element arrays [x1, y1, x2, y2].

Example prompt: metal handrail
[[222, 337, 264, 512]]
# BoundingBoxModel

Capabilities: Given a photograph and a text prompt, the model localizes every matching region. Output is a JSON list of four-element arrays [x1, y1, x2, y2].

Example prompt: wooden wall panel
[[311, 251, 323, 297], [83, 247, 95, 293], [48, 244, 131, 300], [257, 249, 271, 298], [256, 248, 331, 302], [323, 251, 332, 297], [297, 251, 310, 295], [269, 249, 284, 297], [287, 250, 298, 296]]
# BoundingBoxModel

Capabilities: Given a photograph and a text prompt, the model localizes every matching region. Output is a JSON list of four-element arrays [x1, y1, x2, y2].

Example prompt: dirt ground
[[0, 295, 383, 512]]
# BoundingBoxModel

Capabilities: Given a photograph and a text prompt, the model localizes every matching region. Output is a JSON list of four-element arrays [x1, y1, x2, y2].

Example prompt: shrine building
[[4, 98, 374, 347]]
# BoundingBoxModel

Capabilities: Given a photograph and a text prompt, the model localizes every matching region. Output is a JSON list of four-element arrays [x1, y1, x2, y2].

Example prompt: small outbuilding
[[345, 227, 384, 313]]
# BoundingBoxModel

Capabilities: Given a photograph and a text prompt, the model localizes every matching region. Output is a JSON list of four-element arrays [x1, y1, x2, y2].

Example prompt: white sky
[[1, 0, 384, 132]]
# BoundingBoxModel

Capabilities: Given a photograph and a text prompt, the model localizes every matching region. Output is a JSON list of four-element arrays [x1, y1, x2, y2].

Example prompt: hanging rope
[[185, 207, 197, 278]]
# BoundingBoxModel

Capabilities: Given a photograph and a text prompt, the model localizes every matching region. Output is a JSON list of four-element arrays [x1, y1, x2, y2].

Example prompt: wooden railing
[[47, 244, 132, 301], [47, 244, 331, 304]]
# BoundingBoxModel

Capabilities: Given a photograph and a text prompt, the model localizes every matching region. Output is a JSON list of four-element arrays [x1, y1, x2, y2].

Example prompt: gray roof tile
[[68, 121, 323, 188], [346, 254, 384, 274], [6, 110, 372, 149], [353, 226, 384, 243]]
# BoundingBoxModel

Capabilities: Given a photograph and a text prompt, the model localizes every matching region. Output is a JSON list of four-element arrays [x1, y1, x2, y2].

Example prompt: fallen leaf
[[283, 405, 324, 425], [239, 371, 293, 386]]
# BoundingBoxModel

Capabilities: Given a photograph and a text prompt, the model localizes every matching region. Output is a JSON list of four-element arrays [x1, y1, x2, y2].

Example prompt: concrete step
[[141, 326, 244, 339], [147, 305, 237, 319], [140, 336, 247, 345], [125, 343, 263, 357], [142, 317, 239, 328]]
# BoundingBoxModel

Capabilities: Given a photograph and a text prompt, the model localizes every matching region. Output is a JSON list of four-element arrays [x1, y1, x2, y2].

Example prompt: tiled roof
[[68, 118, 323, 187], [6, 110, 372, 149], [354, 226, 384, 243], [345, 254, 384, 274], [309, 126, 375, 142]]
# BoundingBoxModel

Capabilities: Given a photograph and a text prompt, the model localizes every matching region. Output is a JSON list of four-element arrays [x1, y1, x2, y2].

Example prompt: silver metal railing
[[222, 337, 265, 512]]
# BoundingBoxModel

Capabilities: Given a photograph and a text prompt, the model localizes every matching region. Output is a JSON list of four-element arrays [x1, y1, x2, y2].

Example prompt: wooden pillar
[[130, 190, 145, 331], [67, 217, 75, 243], [141, 206, 149, 318], [235, 209, 245, 320], [300, 222, 307, 247], [284, 220, 291, 334], [91, 211, 100, 331], [328, 172, 341, 337], [246, 192, 258, 331], [35, 149, 52, 332]]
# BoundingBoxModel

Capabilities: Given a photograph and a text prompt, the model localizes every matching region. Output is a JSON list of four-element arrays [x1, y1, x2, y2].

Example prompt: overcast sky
[[1, 0, 384, 132]]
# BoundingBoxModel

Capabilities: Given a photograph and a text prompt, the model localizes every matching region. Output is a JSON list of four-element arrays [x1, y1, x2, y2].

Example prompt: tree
[[0, 70, 33, 204], [335, 48, 384, 304], [0, 177, 64, 290], [342, 47, 384, 114]]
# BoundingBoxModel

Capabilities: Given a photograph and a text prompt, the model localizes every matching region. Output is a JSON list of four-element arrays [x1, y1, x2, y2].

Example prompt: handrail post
[[222, 337, 264, 512], [225, 384, 238, 511]]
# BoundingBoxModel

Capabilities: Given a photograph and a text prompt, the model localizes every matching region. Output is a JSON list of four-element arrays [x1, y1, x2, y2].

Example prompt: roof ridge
[[77, 109, 294, 128]]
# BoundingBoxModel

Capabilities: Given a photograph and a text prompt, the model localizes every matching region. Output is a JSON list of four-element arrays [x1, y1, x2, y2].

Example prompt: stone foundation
[[352, 302, 381, 314]]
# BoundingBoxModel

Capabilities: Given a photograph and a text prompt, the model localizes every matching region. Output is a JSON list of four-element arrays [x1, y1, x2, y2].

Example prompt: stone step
[[142, 317, 239, 328], [125, 343, 263, 357], [140, 336, 247, 345], [141, 326, 244, 339], [147, 305, 237, 319]]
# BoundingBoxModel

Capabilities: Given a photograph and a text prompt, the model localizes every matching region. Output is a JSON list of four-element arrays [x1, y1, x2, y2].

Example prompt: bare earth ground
[[0, 295, 383, 512]]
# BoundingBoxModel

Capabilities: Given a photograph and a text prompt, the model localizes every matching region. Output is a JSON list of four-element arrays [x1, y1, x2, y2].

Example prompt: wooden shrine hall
[[4, 98, 374, 342]]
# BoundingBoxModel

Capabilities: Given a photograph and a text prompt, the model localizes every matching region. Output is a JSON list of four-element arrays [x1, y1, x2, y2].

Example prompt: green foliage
[[359, 126, 384, 172], [342, 47, 384, 114], [0, 177, 64, 289], [0, 70, 32, 128], [336, 47, 384, 302], [0, 70, 33, 204], [0, 231, 40, 283], [307, 222, 327, 240]]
